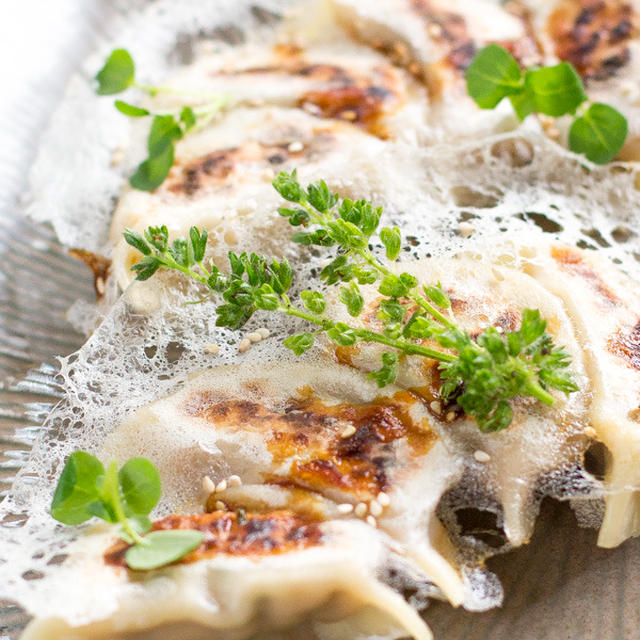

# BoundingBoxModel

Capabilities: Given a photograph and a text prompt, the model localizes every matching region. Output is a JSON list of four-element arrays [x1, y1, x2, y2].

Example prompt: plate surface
[[0, 2, 638, 639]]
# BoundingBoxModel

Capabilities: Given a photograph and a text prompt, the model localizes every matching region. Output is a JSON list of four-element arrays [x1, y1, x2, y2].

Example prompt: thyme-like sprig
[[124, 171, 578, 432]]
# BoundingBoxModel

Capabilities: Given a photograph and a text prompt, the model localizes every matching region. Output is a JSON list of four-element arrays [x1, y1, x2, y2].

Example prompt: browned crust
[[609, 321, 640, 369], [182, 388, 435, 499], [547, 0, 637, 80], [104, 510, 323, 567]]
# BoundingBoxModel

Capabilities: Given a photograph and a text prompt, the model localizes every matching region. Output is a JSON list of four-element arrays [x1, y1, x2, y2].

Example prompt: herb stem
[[103, 461, 148, 546]]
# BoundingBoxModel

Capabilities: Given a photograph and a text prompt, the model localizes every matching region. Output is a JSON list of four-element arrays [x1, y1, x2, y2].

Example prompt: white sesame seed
[[337, 503, 354, 514], [214, 500, 227, 511], [584, 426, 597, 438], [355, 502, 368, 518], [288, 141, 304, 153], [377, 492, 390, 507], [369, 500, 383, 517], [228, 475, 242, 487], [238, 338, 251, 353], [430, 401, 442, 415], [96, 277, 106, 296], [458, 221, 475, 237], [445, 411, 456, 423], [302, 101, 322, 115], [205, 343, 220, 355], [247, 331, 262, 343], [474, 450, 491, 463], [366, 515, 377, 528], [341, 425, 357, 438], [257, 327, 270, 339], [427, 23, 442, 37], [215, 479, 228, 493], [495, 326, 504, 334], [202, 475, 215, 493]]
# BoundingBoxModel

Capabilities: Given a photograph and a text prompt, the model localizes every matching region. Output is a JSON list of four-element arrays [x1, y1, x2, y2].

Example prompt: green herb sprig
[[466, 44, 628, 164], [124, 171, 578, 432], [51, 451, 203, 570], [95, 49, 229, 190]]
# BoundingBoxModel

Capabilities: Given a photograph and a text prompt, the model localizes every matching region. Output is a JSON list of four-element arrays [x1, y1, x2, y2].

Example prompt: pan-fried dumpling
[[521, 0, 640, 160], [109, 21, 428, 291], [22, 360, 470, 640], [522, 243, 640, 547], [325, 251, 590, 546], [331, 0, 539, 142]]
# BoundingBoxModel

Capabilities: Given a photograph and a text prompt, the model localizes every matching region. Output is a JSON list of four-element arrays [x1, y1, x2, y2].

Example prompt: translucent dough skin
[[523, 244, 640, 548]]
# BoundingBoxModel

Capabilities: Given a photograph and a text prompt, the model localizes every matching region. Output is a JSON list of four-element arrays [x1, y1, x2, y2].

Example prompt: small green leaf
[[465, 44, 523, 109], [216, 303, 253, 329], [118, 458, 161, 516], [123, 228, 151, 255], [509, 88, 535, 121], [368, 352, 399, 387], [569, 102, 628, 164], [424, 283, 451, 309], [125, 529, 204, 570], [51, 452, 105, 525], [115, 100, 150, 117], [129, 143, 175, 191], [306, 180, 337, 213], [525, 63, 587, 117], [301, 290, 326, 314], [327, 323, 357, 346], [189, 227, 208, 262], [339, 281, 364, 317], [380, 226, 401, 260], [378, 274, 409, 299], [272, 170, 303, 202], [283, 332, 315, 355], [180, 106, 197, 131], [95, 49, 135, 95], [147, 115, 183, 156], [130, 256, 162, 280]]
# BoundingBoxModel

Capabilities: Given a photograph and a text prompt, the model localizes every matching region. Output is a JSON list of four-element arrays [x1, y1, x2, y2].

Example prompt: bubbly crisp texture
[[7, 0, 640, 639]]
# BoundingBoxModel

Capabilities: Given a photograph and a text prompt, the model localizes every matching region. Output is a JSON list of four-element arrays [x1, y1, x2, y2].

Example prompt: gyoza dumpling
[[522, 243, 640, 547], [22, 360, 469, 639], [324, 250, 591, 546]]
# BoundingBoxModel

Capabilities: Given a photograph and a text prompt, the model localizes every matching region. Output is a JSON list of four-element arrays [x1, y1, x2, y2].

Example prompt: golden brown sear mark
[[411, 0, 540, 71], [165, 140, 308, 196], [298, 85, 394, 138], [548, 0, 637, 80], [104, 510, 323, 568], [609, 321, 640, 369], [551, 246, 620, 305], [183, 387, 435, 499]]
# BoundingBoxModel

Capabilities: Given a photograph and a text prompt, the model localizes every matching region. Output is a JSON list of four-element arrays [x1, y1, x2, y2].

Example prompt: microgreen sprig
[[95, 49, 229, 190], [51, 451, 203, 570], [466, 44, 628, 164], [124, 171, 578, 432]]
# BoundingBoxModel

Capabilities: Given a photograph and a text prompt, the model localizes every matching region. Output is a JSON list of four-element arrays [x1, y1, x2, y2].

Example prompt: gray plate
[[0, 2, 638, 639]]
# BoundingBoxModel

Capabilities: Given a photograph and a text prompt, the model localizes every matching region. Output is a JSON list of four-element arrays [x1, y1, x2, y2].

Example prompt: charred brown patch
[[183, 387, 435, 500], [298, 85, 394, 137], [551, 246, 620, 305], [548, 0, 637, 80], [412, 0, 540, 72], [104, 511, 322, 568], [609, 321, 640, 369], [167, 147, 239, 196], [68, 249, 111, 299]]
